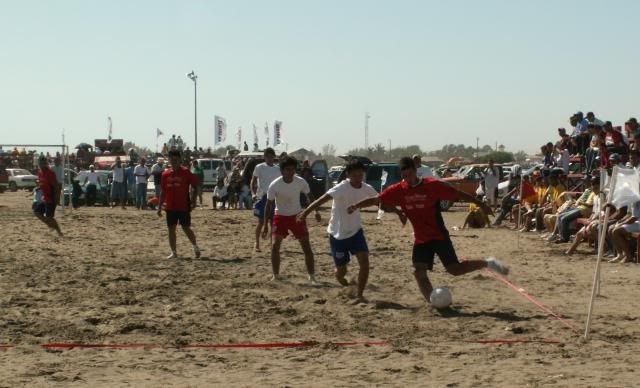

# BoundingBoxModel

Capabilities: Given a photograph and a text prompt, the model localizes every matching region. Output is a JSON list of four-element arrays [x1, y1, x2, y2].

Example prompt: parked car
[[337, 156, 402, 192], [7, 168, 38, 191], [196, 158, 233, 188], [328, 166, 345, 188], [439, 164, 508, 211]]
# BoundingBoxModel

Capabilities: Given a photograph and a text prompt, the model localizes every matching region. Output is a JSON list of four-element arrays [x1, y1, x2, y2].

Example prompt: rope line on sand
[[0, 339, 562, 350], [39, 341, 389, 350], [483, 269, 578, 332]]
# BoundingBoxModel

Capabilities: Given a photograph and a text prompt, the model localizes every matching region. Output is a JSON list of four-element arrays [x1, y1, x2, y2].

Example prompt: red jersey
[[379, 177, 458, 244], [161, 167, 198, 212], [38, 168, 57, 204]]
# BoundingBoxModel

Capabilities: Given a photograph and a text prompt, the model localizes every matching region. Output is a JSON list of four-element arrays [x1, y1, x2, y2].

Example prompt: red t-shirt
[[38, 168, 57, 204], [379, 178, 458, 244], [161, 167, 198, 212]]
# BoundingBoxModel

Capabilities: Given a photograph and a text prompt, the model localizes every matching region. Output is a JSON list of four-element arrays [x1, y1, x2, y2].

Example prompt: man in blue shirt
[[125, 161, 136, 206]]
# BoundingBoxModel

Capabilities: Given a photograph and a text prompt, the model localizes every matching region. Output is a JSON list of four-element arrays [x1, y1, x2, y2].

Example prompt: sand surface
[[1, 191, 639, 387]]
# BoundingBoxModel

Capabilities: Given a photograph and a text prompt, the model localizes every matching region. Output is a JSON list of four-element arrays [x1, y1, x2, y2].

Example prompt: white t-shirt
[[484, 166, 500, 188], [416, 166, 436, 179], [213, 185, 227, 198], [267, 176, 310, 216], [326, 179, 378, 240], [87, 172, 99, 185], [112, 165, 125, 183], [134, 165, 149, 184], [557, 150, 570, 174], [254, 162, 281, 197]]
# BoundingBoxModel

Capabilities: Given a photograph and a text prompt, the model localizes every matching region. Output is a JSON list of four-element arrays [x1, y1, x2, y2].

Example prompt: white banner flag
[[236, 127, 242, 150], [264, 122, 270, 147], [253, 124, 258, 149], [273, 120, 282, 146], [214, 115, 227, 145], [107, 116, 113, 141]]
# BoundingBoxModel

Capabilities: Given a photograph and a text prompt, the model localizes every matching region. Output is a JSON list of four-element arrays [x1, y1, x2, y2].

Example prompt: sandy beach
[[1, 191, 639, 387]]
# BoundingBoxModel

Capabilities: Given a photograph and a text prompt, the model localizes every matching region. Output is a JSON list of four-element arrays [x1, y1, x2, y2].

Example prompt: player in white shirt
[[263, 156, 319, 285], [299, 160, 378, 301], [250, 148, 282, 251]]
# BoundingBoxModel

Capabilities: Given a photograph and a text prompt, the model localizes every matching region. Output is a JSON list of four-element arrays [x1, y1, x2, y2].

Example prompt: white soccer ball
[[430, 287, 452, 309]]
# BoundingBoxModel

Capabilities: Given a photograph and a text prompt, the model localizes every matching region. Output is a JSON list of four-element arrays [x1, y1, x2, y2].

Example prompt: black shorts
[[33, 202, 56, 218], [166, 211, 191, 227], [412, 238, 459, 270]]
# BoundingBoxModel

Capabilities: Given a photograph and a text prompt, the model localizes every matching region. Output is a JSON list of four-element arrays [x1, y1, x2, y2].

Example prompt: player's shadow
[[435, 307, 535, 322]]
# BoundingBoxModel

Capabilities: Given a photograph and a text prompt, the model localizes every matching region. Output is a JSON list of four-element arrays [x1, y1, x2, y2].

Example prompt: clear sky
[[1, 0, 639, 155]]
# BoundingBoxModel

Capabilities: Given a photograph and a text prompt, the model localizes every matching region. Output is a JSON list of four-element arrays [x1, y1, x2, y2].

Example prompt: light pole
[[187, 70, 198, 149]]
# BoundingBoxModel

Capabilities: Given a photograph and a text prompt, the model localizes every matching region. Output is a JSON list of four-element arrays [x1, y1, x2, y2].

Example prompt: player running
[[157, 150, 201, 259], [348, 157, 509, 305], [298, 160, 377, 301], [33, 156, 63, 237], [263, 156, 319, 285], [251, 147, 281, 251]]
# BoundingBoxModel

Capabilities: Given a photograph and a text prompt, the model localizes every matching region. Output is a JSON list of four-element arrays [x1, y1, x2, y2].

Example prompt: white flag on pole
[[107, 116, 113, 141], [214, 115, 227, 145], [236, 127, 242, 150], [609, 166, 640, 208], [273, 120, 282, 146], [264, 122, 270, 147], [156, 128, 164, 138], [253, 124, 258, 149]]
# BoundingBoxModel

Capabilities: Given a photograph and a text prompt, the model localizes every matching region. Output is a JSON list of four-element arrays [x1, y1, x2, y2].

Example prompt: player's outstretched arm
[[298, 193, 330, 222], [347, 197, 380, 214]]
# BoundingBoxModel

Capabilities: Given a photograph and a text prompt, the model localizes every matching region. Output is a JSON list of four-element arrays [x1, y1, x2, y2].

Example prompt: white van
[[196, 158, 232, 188]]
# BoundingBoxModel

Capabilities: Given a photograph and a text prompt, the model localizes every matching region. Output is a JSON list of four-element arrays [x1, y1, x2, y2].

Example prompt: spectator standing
[[134, 158, 150, 209], [51, 157, 64, 205], [110, 157, 127, 209], [85, 165, 99, 206], [125, 161, 136, 205], [151, 158, 165, 198], [191, 160, 205, 208], [483, 159, 500, 209]]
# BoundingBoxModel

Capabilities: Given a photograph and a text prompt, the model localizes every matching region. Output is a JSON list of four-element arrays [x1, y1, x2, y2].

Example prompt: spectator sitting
[[212, 179, 228, 210], [566, 177, 602, 255], [492, 174, 521, 226], [463, 200, 491, 229], [604, 121, 627, 157], [585, 112, 605, 127], [517, 174, 539, 232], [610, 200, 640, 263], [543, 142, 555, 168], [558, 128, 576, 155], [536, 170, 566, 233], [555, 142, 570, 175], [552, 177, 596, 243]]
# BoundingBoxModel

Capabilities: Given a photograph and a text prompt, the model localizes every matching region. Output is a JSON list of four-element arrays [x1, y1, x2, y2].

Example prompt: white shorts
[[622, 222, 640, 234]]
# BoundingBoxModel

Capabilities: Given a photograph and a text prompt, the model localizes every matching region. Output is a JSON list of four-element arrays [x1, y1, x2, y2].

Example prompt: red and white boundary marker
[[483, 268, 578, 332]]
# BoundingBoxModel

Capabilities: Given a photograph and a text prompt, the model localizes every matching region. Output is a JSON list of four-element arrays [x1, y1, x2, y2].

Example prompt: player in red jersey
[[157, 150, 201, 259], [33, 156, 63, 237], [348, 157, 509, 305]]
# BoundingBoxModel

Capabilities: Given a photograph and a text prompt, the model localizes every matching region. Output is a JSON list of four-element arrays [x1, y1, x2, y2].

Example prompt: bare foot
[[254, 244, 261, 252], [270, 274, 282, 282], [336, 277, 349, 287]]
